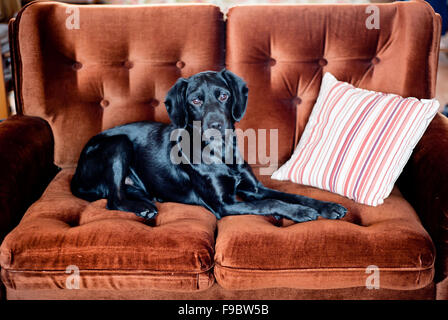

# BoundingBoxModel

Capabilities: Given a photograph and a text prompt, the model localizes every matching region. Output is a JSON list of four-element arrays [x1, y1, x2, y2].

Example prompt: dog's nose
[[209, 121, 223, 131]]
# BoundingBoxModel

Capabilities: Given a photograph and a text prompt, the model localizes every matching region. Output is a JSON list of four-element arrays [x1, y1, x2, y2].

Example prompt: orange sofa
[[0, 0, 447, 300]]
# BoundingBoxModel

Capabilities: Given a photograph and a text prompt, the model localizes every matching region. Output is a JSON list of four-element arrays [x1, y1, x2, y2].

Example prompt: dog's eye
[[219, 93, 228, 102], [192, 98, 202, 106]]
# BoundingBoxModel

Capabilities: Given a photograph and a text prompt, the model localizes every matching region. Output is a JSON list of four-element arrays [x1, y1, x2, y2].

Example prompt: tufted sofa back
[[10, 2, 225, 167], [227, 1, 440, 166], [10, 1, 440, 168]]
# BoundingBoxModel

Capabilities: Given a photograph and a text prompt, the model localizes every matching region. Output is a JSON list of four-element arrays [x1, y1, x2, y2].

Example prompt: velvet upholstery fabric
[[0, 169, 435, 292], [0, 170, 216, 292], [0, 115, 58, 241], [11, 1, 225, 167], [214, 173, 435, 290], [0, 115, 58, 300], [5, 282, 436, 300], [1, 1, 445, 299], [226, 1, 441, 165], [398, 113, 448, 298]]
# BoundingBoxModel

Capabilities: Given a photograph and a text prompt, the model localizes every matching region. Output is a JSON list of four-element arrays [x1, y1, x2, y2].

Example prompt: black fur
[[71, 69, 347, 222]]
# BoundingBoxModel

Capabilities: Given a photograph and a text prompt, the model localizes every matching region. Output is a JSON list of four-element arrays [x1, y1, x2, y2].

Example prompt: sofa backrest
[[10, 1, 440, 168], [10, 2, 225, 167], [226, 1, 440, 166]]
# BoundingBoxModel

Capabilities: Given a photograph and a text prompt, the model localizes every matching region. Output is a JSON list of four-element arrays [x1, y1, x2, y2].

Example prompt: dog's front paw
[[290, 205, 320, 223], [127, 199, 158, 220], [319, 202, 347, 220], [135, 206, 158, 220]]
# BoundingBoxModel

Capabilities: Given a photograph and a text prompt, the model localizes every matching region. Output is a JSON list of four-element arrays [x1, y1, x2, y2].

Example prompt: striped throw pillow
[[271, 72, 439, 206]]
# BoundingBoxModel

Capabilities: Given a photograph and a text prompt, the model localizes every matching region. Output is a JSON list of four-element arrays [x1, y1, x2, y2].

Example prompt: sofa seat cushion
[[214, 172, 435, 290], [0, 170, 216, 292]]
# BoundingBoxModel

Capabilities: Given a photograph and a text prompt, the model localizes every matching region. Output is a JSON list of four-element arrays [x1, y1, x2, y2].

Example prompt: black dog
[[71, 70, 347, 223]]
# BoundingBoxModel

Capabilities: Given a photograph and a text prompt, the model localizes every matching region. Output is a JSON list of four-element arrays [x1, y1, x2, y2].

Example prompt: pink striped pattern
[[271, 72, 439, 206]]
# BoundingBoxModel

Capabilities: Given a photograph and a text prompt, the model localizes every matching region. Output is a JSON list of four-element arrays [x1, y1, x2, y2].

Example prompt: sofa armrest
[[0, 115, 59, 240], [398, 113, 448, 287]]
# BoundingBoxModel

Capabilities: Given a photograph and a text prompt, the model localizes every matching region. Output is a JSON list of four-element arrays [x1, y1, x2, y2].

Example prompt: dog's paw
[[134, 200, 158, 220], [136, 208, 158, 220], [291, 205, 320, 223], [319, 202, 347, 220], [119, 199, 158, 220]]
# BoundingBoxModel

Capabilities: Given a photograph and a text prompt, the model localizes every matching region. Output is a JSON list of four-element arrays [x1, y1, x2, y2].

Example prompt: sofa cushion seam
[[214, 262, 435, 273], [2, 265, 215, 275]]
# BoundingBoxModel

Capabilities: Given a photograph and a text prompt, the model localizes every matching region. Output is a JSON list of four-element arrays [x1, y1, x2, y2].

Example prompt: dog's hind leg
[[73, 134, 157, 219], [103, 136, 158, 219], [236, 164, 346, 220], [215, 200, 320, 223]]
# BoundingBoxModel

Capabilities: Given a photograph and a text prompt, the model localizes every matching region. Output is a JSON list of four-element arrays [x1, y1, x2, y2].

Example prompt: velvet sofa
[[0, 0, 447, 300]]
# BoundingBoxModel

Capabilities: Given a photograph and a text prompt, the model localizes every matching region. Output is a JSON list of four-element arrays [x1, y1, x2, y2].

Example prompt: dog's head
[[164, 69, 248, 135]]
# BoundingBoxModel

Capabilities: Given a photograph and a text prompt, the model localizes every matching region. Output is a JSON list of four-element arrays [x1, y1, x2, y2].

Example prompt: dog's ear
[[220, 69, 248, 122], [164, 78, 189, 128]]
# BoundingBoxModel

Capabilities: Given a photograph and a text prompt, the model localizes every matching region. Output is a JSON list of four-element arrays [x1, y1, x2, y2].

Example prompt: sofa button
[[100, 99, 110, 108], [371, 57, 380, 65], [268, 58, 276, 67], [72, 62, 83, 70], [176, 61, 185, 69], [318, 58, 327, 67], [123, 61, 134, 69], [293, 97, 302, 105], [150, 99, 159, 107]]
